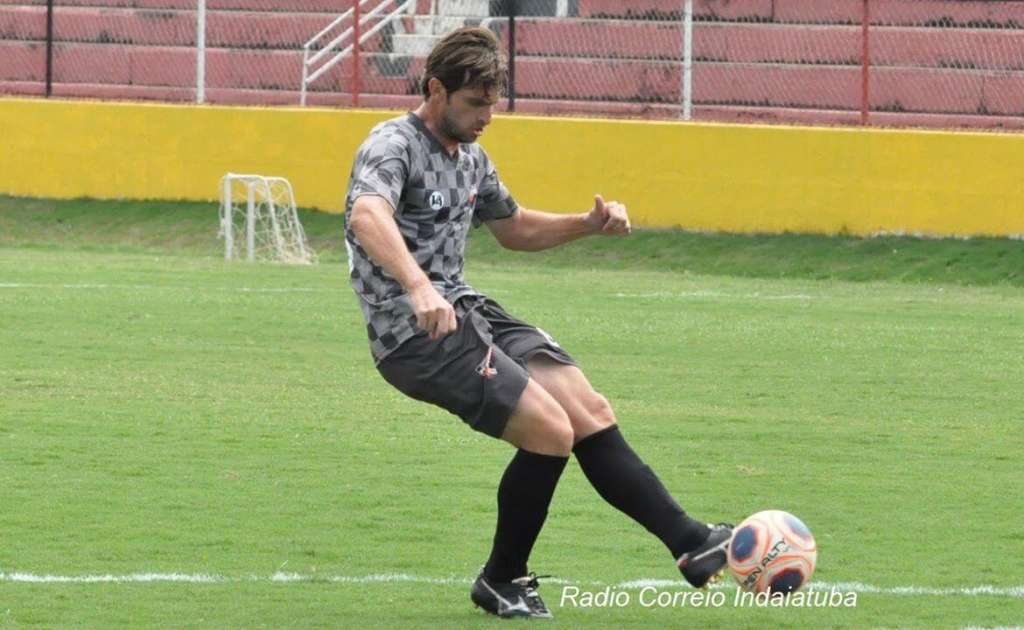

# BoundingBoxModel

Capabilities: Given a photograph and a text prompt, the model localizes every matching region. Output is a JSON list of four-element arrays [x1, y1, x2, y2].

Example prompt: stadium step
[[6, 7, 1019, 71], [575, 0, 1024, 27], [6, 7, 1018, 72], [0, 78, 424, 108], [0, 0, 346, 12], [577, 0, 773, 21], [405, 14, 470, 35], [512, 19, 1024, 71], [0, 6, 385, 50], [4, 0, 1023, 26], [773, 0, 1024, 28], [0, 41, 415, 93], [2, 0, 1021, 128], [511, 57, 1023, 116], [436, 0, 489, 18], [391, 33, 439, 57], [3, 36, 1020, 116]]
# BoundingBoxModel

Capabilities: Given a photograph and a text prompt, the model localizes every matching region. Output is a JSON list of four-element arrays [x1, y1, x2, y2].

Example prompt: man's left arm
[[487, 194, 631, 252]]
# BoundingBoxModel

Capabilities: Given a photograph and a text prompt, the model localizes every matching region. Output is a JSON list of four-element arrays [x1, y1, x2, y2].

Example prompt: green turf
[[1, 199, 1023, 628], [2, 194, 1023, 287]]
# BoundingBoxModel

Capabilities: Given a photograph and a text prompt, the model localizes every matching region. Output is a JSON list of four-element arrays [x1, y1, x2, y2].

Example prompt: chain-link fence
[[686, 0, 1024, 129], [0, 0, 350, 104], [2, 0, 1023, 130]]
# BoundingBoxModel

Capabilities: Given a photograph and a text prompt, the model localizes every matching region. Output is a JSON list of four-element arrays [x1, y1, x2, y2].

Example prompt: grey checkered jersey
[[344, 112, 518, 362]]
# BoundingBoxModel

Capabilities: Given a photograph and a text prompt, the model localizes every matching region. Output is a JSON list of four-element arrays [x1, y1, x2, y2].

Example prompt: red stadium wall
[[1, 0, 1023, 130]]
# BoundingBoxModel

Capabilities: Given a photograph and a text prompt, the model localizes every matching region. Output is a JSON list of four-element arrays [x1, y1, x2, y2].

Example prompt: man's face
[[437, 84, 499, 143]]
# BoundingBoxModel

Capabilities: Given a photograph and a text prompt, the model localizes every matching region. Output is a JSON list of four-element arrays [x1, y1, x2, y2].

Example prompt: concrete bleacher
[[510, 0, 1024, 127], [0, 1, 411, 105], [1, 0, 345, 11], [1, 0, 1022, 129], [578, 0, 1024, 26]]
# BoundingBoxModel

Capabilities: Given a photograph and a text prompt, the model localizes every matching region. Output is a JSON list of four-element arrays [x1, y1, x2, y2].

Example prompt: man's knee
[[527, 359, 617, 436], [503, 382, 575, 457], [510, 415, 574, 457], [532, 413, 575, 456], [586, 391, 617, 429]]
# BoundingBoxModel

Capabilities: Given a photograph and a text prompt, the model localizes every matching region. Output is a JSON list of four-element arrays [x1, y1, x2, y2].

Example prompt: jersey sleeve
[[349, 131, 409, 213], [472, 149, 518, 226]]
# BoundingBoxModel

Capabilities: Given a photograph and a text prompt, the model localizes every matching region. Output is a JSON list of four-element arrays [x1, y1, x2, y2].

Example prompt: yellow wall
[[2, 97, 1022, 237], [0, 98, 389, 213]]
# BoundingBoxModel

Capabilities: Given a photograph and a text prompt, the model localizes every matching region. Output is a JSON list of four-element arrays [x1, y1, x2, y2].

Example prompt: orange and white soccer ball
[[727, 510, 817, 594]]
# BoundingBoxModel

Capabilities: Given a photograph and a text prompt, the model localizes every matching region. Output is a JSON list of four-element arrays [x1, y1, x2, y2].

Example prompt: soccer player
[[344, 27, 731, 619]]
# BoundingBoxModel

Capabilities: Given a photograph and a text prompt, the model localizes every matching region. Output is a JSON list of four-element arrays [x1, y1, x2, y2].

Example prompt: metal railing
[[300, 0, 415, 106]]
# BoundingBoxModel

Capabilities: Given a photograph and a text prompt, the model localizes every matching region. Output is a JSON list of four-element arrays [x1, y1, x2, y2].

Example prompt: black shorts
[[376, 295, 575, 438]]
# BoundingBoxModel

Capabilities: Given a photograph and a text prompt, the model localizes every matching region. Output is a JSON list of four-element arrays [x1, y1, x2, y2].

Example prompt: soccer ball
[[727, 510, 817, 595]]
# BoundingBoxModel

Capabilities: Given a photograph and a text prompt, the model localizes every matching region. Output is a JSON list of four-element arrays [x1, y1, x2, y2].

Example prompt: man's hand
[[408, 280, 457, 340], [584, 194, 631, 235]]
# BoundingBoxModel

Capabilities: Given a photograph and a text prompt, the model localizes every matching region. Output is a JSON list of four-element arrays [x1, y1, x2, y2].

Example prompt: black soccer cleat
[[470, 571, 554, 619], [677, 522, 734, 588]]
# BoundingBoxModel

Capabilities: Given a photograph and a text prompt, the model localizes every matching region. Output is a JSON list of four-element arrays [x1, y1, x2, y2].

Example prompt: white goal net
[[218, 173, 316, 264]]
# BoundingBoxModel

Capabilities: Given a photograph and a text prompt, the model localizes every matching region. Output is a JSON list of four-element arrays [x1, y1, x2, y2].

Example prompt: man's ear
[[427, 77, 447, 103]]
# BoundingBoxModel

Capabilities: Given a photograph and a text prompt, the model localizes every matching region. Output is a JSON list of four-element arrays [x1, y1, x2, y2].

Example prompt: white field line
[[1, 571, 1022, 598], [610, 290, 1016, 306], [0, 283, 326, 293], [1, 284, 809, 300], [613, 290, 814, 301], [0, 284, 1000, 307]]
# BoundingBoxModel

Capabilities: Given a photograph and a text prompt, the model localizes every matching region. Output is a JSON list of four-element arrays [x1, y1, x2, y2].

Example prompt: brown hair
[[420, 26, 506, 99]]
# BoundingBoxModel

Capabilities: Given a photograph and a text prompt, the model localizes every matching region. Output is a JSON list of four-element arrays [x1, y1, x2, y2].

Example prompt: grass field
[[1, 197, 1023, 628]]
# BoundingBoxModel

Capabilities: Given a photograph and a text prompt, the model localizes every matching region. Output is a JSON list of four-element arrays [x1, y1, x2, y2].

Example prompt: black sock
[[483, 449, 568, 583], [573, 425, 709, 558]]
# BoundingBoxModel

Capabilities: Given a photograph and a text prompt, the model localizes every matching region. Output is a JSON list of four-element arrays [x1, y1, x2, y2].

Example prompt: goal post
[[218, 173, 316, 264]]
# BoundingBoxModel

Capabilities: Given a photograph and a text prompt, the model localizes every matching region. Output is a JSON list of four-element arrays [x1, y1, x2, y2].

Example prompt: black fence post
[[507, 0, 516, 112], [45, 0, 54, 97]]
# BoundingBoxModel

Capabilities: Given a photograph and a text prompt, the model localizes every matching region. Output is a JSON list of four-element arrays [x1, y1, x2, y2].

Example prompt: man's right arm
[[348, 195, 456, 339]]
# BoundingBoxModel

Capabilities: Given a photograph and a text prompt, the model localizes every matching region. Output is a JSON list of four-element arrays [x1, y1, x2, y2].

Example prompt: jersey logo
[[428, 191, 445, 211], [537, 328, 562, 349]]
